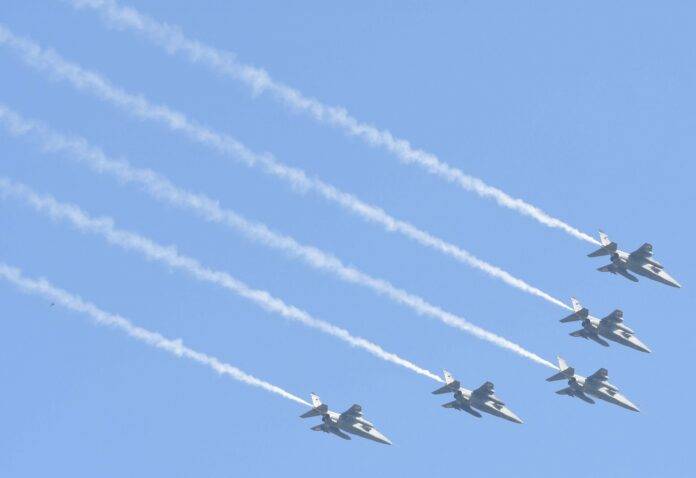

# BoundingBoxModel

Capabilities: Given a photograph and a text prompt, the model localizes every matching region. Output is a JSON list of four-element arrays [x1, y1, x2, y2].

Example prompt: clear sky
[[1, 1, 695, 476]]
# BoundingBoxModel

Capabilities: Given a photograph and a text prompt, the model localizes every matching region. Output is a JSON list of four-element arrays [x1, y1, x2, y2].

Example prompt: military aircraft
[[546, 357, 639, 412], [300, 393, 392, 445], [588, 231, 681, 288], [432, 371, 523, 424], [561, 298, 651, 353]]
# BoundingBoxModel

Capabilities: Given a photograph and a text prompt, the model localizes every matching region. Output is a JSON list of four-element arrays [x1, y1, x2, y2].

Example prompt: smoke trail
[[0, 262, 310, 406], [0, 178, 447, 379], [66, 0, 599, 245], [0, 28, 573, 311], [0, 106, 561, 370]]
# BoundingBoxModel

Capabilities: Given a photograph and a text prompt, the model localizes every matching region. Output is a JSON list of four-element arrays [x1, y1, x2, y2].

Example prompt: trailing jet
[[432, 371, 523, 424], [588, 231, 681, 288], [546, 357, 639, 412], [300, 393, 392, 445], [561, 298, 651, 353]]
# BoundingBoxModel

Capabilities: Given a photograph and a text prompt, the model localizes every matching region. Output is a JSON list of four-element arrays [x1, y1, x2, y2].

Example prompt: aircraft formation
[[0, 7, 684, 449], [302, 232, 679, 445]]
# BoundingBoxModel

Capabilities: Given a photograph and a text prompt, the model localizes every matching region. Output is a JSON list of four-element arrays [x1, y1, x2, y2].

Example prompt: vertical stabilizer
[[300, 393, 328, 418], [432, 370, 460, 394], [546, 357, 574, 382], [588, 231, 618, 257], [561, 298, 589, 322]]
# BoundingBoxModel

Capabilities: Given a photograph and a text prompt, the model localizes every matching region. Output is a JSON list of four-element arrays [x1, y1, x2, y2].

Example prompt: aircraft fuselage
[[453, 388, 523, 424], [323, 411, 392, 445]]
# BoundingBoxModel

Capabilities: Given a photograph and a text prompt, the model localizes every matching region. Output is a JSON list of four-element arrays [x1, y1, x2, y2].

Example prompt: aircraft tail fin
[[432, 370, 460, 394], [561, 298, 589, 322], [300, 393, 328, 418], [546, 357, 574, 382], [588, 231, 618, 257]]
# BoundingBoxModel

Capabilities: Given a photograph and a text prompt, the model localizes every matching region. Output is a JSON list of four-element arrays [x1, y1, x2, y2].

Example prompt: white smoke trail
[[66, 0, 599, 245], [0, 109, 559, 369], [0, 27, 573, 311], [0, 178, 448, 379], [0, 262, 311, 406]]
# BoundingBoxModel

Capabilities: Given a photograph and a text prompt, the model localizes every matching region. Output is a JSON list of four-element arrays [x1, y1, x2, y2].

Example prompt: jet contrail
[[0, 178, 450, 379], [0, 26, 573, 311], [66, 0, 599, 245], [0, 262, 311, 406], [0, 106, 560, 370]]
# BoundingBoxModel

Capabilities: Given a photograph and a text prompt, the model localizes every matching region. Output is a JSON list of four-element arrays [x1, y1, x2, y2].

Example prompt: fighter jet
[[432, 371, 523, 424], [299, 393, 392, 445], [546, 357, 639, 412], [560, 298, 651, 353], [588, 231, 681, 288]]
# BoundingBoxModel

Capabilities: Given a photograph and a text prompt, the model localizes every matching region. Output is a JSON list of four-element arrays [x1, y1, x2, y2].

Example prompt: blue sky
[[1, 1, 695, 476]]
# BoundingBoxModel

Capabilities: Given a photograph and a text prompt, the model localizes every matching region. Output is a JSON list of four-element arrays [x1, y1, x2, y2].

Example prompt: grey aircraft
[[561, 298, 651, 353], [588, 231, 681, 288], [432, 371, 523, 424], [546, 357, 640, 412], [300, 393, 392, 445]]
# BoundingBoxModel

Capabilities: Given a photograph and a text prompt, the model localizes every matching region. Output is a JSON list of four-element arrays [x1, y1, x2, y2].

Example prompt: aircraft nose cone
[[507, 412, 524, 424], [662, 271, 682, 288], [622, 398, 641, 412], [370, 429, 392, 445], [628, 335, 652, 354]]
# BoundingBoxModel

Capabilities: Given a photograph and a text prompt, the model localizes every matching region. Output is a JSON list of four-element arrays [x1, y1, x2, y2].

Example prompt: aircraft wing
[[629, 243, 653, 262], [619, 270, 639, 282], [588, 368, 609, 383], [443, 400, 482, 417], [575, 390, 596, 404], [340, 404, 363, 421], [472, 381, 495, 398], [602, 310, 624, 324], [555, 387, 575, 396], [570, 329, 609, 346], [588, 335, 610, 347], [473, 381, 506, 405], [600, 265, 639, 282], [312, 424, 351, 440]]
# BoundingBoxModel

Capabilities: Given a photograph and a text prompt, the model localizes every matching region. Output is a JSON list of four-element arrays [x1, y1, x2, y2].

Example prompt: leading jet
[[432, 371, 523, 424], [588, 231, 681, 288], [546, 357, 639, 412], [560, 298, 651, 353], [300, 393, 392, 445]]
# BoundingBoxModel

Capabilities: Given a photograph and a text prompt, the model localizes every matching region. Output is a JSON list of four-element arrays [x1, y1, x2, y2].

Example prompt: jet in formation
[[588, 231, 681, 288], [300, 393, 392, 445], [561, 298, 651, 353], [432, 371, 523, 424], [546, 357, 639, 412]]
